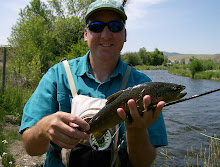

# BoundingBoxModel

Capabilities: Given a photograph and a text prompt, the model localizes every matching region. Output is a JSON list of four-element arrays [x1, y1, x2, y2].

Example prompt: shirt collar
[[75, 51, 126, 80], [75, 51, 90, 77]]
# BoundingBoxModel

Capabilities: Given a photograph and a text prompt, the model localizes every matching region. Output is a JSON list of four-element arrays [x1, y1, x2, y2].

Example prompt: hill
[[167, 54, 220, 64], [162, 51, 182, 56]]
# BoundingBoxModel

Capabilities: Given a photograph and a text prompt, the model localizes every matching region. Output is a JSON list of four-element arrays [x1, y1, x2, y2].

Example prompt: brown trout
[[87, 82, 187, 138]]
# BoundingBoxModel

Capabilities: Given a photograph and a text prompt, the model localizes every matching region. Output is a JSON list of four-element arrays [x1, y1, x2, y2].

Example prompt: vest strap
[[63, 60, 77, 97]]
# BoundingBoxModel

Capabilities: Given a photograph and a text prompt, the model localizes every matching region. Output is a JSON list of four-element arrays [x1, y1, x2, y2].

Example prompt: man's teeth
[[102, 44, 111, 47]]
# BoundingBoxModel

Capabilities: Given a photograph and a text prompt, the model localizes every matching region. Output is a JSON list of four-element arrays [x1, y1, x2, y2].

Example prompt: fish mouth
[[177, 85, 187, 99], [178, 91, 187, 99]]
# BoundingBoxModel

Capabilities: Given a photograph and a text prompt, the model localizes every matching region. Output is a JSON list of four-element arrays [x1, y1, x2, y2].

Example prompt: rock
[[4, 115, 18, 124]]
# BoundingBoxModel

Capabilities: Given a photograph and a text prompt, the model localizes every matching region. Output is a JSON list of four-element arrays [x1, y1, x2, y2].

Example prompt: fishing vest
[[61, 60, 132, 167]]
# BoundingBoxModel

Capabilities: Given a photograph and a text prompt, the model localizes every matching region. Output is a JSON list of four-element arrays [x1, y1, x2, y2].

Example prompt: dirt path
[[4, 123, 45, 167]]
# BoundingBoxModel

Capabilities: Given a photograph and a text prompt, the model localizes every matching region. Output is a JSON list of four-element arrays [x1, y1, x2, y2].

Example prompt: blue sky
[[0, 0, 220, 54]]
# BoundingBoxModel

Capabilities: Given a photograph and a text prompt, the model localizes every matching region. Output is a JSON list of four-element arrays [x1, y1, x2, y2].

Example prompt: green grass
[[134, 64, 220, 81], [134, 65, 168, 70], [0, 85, 33, 124], [0, 84, 32, 166], [0, 127, 16, 167]]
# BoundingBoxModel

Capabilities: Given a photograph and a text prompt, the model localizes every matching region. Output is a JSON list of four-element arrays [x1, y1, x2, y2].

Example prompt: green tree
[[202, 59, 216, 71], [8, 0, 92, 86], [123, 52, 142, 66], [138, 47, 150, 65], [149, 48, 164, 66], [189, 58, 203, 78]]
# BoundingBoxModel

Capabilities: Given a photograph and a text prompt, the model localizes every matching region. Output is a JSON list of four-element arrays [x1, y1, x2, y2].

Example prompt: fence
[[0, 46, 8, 93]]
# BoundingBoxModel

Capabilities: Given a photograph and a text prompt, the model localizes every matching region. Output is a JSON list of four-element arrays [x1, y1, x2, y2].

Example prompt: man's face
[[84, 10, 127, 62]]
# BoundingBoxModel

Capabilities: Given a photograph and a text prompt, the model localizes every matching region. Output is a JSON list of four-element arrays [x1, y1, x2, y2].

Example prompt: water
[[142, 70, 220, 166]]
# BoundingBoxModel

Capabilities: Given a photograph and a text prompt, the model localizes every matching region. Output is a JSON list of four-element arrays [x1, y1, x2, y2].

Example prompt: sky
[[0, 0, 220, 54]]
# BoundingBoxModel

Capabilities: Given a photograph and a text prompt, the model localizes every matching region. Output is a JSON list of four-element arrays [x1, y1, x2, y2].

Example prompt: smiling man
[[19, 0, 168, 166]]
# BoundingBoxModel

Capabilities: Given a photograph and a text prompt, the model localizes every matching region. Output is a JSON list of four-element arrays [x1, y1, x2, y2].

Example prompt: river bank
[[134, 65, 220, 81]]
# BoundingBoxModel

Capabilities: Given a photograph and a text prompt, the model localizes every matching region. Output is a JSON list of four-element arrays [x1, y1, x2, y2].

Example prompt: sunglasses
[[86, 21, 125, 33]]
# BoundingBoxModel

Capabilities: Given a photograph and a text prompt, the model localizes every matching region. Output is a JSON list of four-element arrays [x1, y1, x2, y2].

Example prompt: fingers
[[59, 112, 90, 131], [117, 95, 165, 128], [143, 95, 152, 111], [127, 99, 141, 121], [49, 128, 81, 149], [117, 108, 132, 125], [153, 101, 165, 119], [46, 112, 90, 149]]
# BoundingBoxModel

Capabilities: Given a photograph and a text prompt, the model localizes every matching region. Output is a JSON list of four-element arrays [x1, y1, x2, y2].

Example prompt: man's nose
[[101, 26, 112, 39]]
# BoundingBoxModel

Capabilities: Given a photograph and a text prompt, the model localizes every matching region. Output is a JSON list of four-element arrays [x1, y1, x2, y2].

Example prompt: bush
[[202, 59, 216, 71], [0, 85, 33, 124], [189, 58, 203, 78], [122, 52, 142, 66]]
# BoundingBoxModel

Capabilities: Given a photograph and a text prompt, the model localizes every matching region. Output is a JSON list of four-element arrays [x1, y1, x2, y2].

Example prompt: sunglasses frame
[[86, 21, 125, 33]]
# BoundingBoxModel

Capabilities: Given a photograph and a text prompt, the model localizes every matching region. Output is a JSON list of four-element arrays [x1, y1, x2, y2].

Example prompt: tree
[[138, 47, 150, 65], [189, 58, 203, 78], [202, 59, 216, 71], [149, 48, 164, 66], [8, 0, 92, 86], [123, 52, 142, 66]]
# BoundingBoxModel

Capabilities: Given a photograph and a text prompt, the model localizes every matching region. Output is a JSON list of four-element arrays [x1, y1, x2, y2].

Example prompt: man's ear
[[84, 28, 88, 42]]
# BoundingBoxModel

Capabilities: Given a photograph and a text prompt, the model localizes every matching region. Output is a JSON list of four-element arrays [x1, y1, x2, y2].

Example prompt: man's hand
[[22, 111, 90, 156], [41, 111, 90, 148], [116, 95, 165, 167], [117, 95, 165, 129]]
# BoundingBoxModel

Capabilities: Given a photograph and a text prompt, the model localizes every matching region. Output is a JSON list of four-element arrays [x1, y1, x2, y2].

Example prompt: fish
[[86, 82, 187, 138]]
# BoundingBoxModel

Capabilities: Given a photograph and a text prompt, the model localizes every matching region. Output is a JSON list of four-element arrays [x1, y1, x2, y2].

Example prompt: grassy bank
[[134, 64, 220, 81], [0, 83, 33, 166], [168, 64, 220, 81], [135, 65, 168, 70]]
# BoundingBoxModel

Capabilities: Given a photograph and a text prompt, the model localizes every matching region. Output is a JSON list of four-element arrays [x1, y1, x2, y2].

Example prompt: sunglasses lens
[[88, 22, 104, 32], [108, 22, 124, 32], [87, 21, 124, 33]]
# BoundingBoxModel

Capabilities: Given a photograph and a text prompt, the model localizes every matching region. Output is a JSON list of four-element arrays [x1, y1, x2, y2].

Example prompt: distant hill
[[168, 54, 220, 64], [162, 51, 182, 56]]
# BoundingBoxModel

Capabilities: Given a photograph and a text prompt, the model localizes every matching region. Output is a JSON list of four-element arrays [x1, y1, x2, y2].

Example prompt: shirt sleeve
[[19, 66, 59, 133]]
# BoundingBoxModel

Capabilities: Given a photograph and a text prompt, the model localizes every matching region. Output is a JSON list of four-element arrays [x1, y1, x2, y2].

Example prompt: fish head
[[160, 83, 187, 102]]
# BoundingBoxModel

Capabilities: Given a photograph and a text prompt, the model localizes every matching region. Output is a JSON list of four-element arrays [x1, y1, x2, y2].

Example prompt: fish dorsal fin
[[106, 90, 124, 105]]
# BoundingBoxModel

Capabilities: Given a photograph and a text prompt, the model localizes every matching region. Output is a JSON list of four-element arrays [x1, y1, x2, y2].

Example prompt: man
[[19, 0, 168, 166]]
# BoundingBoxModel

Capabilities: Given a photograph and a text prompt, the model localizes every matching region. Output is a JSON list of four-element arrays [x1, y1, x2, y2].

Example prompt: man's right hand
[[22, 111, 90, 156]]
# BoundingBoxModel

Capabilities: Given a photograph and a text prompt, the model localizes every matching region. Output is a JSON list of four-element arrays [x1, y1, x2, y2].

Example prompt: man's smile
[[100, 44, 112, 47]]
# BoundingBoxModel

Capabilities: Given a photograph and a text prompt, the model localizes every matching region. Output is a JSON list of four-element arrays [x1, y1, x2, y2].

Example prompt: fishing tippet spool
[[89, 129, 113, 151]]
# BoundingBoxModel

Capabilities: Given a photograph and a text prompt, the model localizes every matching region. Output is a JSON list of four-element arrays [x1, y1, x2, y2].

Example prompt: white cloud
[[124, 0, 167, 30]]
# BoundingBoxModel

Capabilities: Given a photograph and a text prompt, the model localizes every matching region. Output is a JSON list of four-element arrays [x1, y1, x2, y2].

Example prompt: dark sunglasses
[[86, 21, 125, 33]]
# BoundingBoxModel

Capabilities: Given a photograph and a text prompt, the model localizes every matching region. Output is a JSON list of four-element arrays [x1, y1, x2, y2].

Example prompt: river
[[142, 70, 220, 166]]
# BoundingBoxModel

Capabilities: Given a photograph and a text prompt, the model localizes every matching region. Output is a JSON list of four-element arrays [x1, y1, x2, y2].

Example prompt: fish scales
[[86, 82, 186, 136]]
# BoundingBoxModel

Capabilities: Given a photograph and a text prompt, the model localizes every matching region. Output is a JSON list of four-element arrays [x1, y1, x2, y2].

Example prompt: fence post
[[2, 47, 6, 93]]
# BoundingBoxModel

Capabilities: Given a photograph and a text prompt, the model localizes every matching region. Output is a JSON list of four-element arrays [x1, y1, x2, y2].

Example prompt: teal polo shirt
[[19, 51, 168, 167]]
